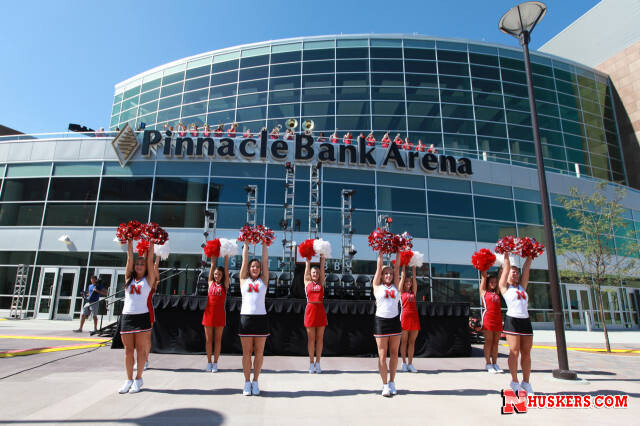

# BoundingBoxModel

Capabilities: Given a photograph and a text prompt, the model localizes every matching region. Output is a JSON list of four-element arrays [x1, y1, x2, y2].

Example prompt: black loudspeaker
[[290, 263, 306, 298], [194, 274, 209, 296]]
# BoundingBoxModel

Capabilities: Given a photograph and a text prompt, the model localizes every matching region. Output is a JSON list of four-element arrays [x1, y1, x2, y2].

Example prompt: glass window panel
[[1, 178, 48, 201], [238, 79, 268, 94], [237, 92, 267, 108], [300, 116, 334, 131], [240, 54, 269, 67], [428, 191, 473, 216], [160, 82, 183, 98], [336, 115, 371, 130], [209, 178, 265, 203], [207, 110, 235, 125], [474, 92, 503, 107], [123, 86, 140, 99], [99, 177, 152, 201], [303, 61, 334, 74], [404, 48, 436, 60], [0, 203, 43, 226], [404, 60, 436, 74], [157, 107, 180, 123], [336, 101, 369, 115], [335, 73, 368, 87], [103, 162, 154, 176], [371, 73, 404, 86], [184, 76, 209, 92], [475, 121, 505, 138], [138, 101, 157, 116], [472, 78, 501, 94], [322, 183, 374, 209], [141, 78, 161, 93], [336, 47, 368, 59], [236, 106, 266, 122], [407, 117, 441, 132], [377, 171, 424, 188], [440, 76, 471, 90], [470, 65, 499, 80], [474, 106, 504, 122], [48, 177, 99, 200], [443, 118, 475, 134], [302, 74, 334, 88], [211, 70, 238, 86], [53, 162, 101, 176], [268, 103, 300, 118], [517, 224, 545, 244], [302, 87, 334, 102], [44, 203, 95, 226], [438, 49, 468, 61], [239, 66, 268, 81], [158, 95, 182, 110], [406, 88, 439, 102], [181, 101, 207, 117], [302, 102, 334, 116], [209, 83, 237, 99], [270, 62, 301, 77], [442, 104, 474, 119], [323, 167, 373, 184], [153, 177, 208, 202], [473, 182, 511, 198], [209, 97, 236, 111], [95, 203, 149, 226], [440, 89, 471, 104], [372, 116, 406, 131], [407, 102, 439, 116], [405, 73, 438, 88], [370, 59, 403, 72], [162, 71, 184, 85], [212, 59, 238, 73], [372, 212, 426, 238], [372, 87, 405, 101], [336, 86, 369, 100], [269, 89, 299, 104], [378, 187, 426, 213], [429, 216, 475, 241], [516, 201, 543, 224], [474, 196, 515, 221], [7, 164, 50, 178], [372, 101, 405, 115], [211, 162, 264, 178], [185, 65, 210, 79], [155, 162, 208, 176], [151, 203, 205, 228], [438, 61, 468, 76], [443, 134, 476, 151], [271, 50, 301, 64], [476, 220, 517, 243], [140, 89, 159, 104], [303, 48, 334, 60], [427, 176, 470, 192]]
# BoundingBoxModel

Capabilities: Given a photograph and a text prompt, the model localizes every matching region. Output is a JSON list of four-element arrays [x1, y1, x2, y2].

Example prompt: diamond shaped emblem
[[111, 123, 140, 167]]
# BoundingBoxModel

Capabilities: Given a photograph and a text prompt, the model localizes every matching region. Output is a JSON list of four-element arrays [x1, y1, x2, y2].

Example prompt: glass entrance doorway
[[35, 268, 80, 320], [565, 284, 593, 329], [95, 268, 126, 321]]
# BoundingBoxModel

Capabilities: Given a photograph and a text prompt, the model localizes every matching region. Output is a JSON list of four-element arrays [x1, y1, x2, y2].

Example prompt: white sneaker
[[389, 381, 397, 395], [211, 363, 218, 373], [520, 381, 534, 396], [243, 382, 252, 396], [401, 363, 408, 372], [314, 362, 322, 374], [205, 362, 213, 372], [486, 363, 497, 373], [144, 361, 149, 371], [509, 381, 521, 394], [128, 378, 143, 393], [251, 381, 260, 396], [407, 364, 418, 373], [492, 364, 503, 373], [381, 384, 391, 397], [119, 380, 133, 394], [308, 363, 315, 374]]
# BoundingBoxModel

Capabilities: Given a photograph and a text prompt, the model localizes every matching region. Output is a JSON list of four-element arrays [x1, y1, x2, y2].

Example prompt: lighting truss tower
[[245, 185, 258, 226], [308, 163, 321, 238], [377, 214, 392, 265], [201, 208, 218, 267], [9, 264, 29, 319], [341, 189, 355, 274], [281, 163, 296, 272]]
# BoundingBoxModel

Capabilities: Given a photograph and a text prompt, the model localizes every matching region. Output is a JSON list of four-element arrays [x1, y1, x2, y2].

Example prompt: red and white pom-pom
[[203, 239, 221, 258], [393, 232, 414, 253], [136, 240, 150, 257], [142, 222, 168, 245], [471, 248, 497, 272], [238, 225, 260, 245], [258, 225, 275, 246], [116, 220, 144, 243], [516, 237, 545, 259], [495, 235, 517, 255], [368, 228, 395, 254], [219, 238, 239, 257], [298, 239, 316, 260], [154, 240, 170, 261], [408, 250, 424, 267], [313, 239, 332, 258], [400, 250, 414, 266]]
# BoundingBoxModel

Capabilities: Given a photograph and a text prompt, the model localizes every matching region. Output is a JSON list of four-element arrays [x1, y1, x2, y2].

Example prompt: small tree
[[555, 183, 640, 352]]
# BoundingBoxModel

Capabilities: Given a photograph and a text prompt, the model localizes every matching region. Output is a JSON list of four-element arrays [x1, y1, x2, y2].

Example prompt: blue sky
[[0, 0, 599, 134]]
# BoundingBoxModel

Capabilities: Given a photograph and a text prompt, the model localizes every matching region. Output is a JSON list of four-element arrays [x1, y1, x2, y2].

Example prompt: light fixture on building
[[482, 151, 488, 161], [574, 163, 581, 178], [58, 235, 72, 245]]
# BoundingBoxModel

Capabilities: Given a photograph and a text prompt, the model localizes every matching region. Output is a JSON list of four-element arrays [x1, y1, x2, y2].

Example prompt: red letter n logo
[[248, 283, 260, 293], [130, 284, 141, 295], [385, 290, 395, 299], [516, 290, 527, 300], [501, 389, 527, 414]]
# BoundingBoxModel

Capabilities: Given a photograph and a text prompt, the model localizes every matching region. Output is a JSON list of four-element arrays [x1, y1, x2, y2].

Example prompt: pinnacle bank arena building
[[1, 35, 639, 330]]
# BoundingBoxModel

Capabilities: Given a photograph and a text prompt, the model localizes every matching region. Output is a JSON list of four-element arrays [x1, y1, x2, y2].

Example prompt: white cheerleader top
[[240, 277, 267, 315], [504, 284, 529, 318], [374, 283, 400, 319], [122, 276, 152, 315]]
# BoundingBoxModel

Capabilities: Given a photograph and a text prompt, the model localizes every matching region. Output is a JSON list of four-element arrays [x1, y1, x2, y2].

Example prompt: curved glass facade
[[113, 36, 626, 184]]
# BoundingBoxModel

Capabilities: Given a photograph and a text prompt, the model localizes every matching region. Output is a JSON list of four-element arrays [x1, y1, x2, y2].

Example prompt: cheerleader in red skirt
[[480, 270, 503, 374], [400, 265, 420, 373], [304, 255, 327, 374], [202, 255, 230, 373]]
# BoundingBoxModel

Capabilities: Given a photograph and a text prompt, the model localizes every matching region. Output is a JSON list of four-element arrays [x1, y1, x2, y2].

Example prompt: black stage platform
[[113, 296, 471, 357]]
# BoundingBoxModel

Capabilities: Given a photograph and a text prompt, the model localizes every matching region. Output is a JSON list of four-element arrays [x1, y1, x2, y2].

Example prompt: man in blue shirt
[[74, 275, 108, 333]]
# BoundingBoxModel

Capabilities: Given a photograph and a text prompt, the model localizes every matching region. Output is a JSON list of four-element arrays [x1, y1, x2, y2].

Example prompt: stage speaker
[[194, 274, 209, 296]]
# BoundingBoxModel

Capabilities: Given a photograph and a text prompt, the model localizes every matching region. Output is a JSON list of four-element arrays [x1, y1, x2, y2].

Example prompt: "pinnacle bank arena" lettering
[[140, 130, 473, 176]]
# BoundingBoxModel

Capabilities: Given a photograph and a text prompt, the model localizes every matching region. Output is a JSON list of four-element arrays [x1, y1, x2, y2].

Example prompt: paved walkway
[[0, 319, 638, 425]]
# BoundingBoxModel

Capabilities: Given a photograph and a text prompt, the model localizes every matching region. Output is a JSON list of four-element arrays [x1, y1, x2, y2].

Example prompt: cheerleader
[[227, 122, 238, 138], [270, 125, 280, 139], [238, 241, 270, 396], [178, 122, 187, 137], [480, 271, 503, 373], [499, 255, 534, 395], [317, 132, 327, 142], [202, 255, 230, 372], [213, 124, 223, 138], [190, 123, 199, 137], [343, 132, 353, 145], [330, 132, 339, 144], [243, 128, 252, 139], [416, 139, 426, 152], [399, 265, 420, 373], [203, 123, 211, 137], [366, 132, 376, 146], [403, 137, 413, 151], [381, 132, 391, 148], [393, 134, 402, 145], [372, 251, 402, 397], [304, 256, 327, 373], [119, 240, 157, 394]]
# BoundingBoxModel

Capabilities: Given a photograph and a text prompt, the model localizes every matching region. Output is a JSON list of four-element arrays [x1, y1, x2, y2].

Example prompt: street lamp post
[[499, 1, 577, 381]]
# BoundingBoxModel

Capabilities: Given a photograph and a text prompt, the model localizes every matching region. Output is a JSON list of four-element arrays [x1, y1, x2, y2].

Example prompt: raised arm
[[393, 251, 401, 286], [125, 240, 134, 281], [319, 255, 326, 286], [400, 265, 406, 291], [153, 255, 160, 285], [223, 255, 230, 290], [498, 255, 510, 295], [479, 270, 487, 299], [147, 242, 157, 289], [373, 252, 383, 287], [520, 257, 533, 291], [208, 256, 219, 283], [304, 259, 312, 285], [240, 242, 249, 280], [261, 243, 269, 284], [411, 265, 417, 295]]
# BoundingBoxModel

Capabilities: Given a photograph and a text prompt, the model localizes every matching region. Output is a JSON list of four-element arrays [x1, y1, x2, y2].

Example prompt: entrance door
[[565, 284, 593, 328], [95, 268, 126, 320], [53, 268, 80, 320], [600, 287, 624, 328], [36, 268, 59, 319]]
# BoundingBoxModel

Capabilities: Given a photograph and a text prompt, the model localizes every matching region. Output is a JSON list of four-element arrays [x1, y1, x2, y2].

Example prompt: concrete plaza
[[0, 319, 638, 425]]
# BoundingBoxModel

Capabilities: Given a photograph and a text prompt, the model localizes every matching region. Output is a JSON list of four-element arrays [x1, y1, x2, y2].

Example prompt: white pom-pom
[[219, 238, 239, 257], [494, 253, 519, 267], [313, 239, 332, 258], [408, 250, 424, 267], [154, 241, 170, 261]]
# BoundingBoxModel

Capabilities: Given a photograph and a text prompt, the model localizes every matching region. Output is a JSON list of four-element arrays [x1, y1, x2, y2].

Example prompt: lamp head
[[499, 1, 547, 43]]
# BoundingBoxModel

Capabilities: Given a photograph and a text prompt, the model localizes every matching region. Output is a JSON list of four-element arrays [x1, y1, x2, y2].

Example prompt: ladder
[[308, 163, 321, 238], [281, 163, 295, 272], [199, 208, 218, 295], [245, 185, 258, 226], [9, 264, 29, 319], [341, 189, 355, 274], [377, 214, 392, 266]]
